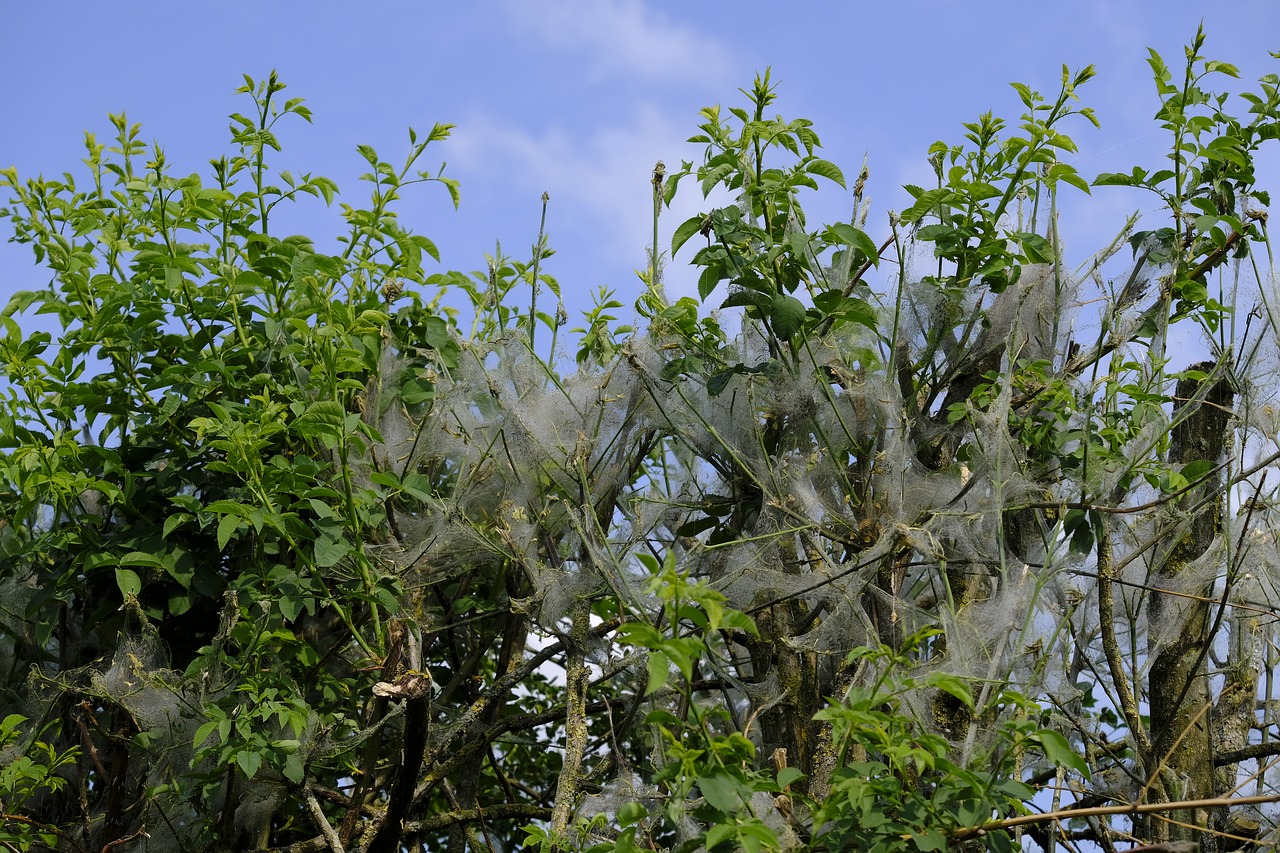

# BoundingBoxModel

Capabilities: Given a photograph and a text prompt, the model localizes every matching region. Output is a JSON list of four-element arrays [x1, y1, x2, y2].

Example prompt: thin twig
[[528, 192, 550, 352], [953, 792, 1280, 840]]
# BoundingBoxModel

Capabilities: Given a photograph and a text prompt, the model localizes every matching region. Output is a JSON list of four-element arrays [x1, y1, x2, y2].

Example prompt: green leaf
[[119, 551, 166, 569], [1046, 162, 1090, 194], [115, 568, 142, 596], [616, 801, 648, 827], [3, 289, 43, 318], [1014, 231, 1054, 263], [278, 593, 303, 622], [616, 621, 662, 648], [193, 720, 219, 749], [697, 771, 743, 812], [706, 824, 735, 850], [1035, 728, 1089, 777], [163, 513, 192, 539], [768, 293, 806, 340], [721, 288, 772, 311], [924, 673, 974, 708], [314, 532, 350, 568], [281, 752, 305, 784], [1, 713, 27, 736], [738, 822, 778, 853], [777, 767, 804, 788], [993, 777, 1036, 800], [236, 750, 263, 780], [916, 829, 948, 852], [707, 368, 740, 397], [1180, 459, 1214, 482], [1203, 59, 1240, 78], [217, 514, 241, 551], [662, 640, 695, 682], [1174, 278, 1208, 303], [698, 266, 723, 301], [294, 400, 347, 446], [1093, 172, 1137, 187], [988, 830, 1015, 853], [168, 590, 193, 616], [205, 499, 250, 516], [916, 224, 955, 242], [825, 223, 879, 265], [645, 651, 670, 696], [806, 158, 846, 187], [1010, 81, 1035, 108], [1064, 508, 1095, 555], [900, 187, 957, 224], [672, 214, 705, 257], [721, 609, 758, 635], [399, 473, 434, 502]]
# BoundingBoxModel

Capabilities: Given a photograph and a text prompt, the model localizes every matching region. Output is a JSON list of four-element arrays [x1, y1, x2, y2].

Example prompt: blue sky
[[3, 2, 1278, 343]]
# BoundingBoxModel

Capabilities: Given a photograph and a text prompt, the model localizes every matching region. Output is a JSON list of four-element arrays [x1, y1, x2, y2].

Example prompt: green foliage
[[666, 70, 877, 355], [2, 30, 1278, 853], [902, 64, 1097, 295], [1094, 25, 1277, 326], [0, 715, 78, 851], [0, 70, 460, 846], [812, 630, 1079, 853], [572, 286, 633, 366], [609, 554, 796, 853]]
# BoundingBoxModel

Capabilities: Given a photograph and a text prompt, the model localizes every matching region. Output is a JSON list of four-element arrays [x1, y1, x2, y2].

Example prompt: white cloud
[[501, 0, 731, 84], [450, 101, 734, 300]]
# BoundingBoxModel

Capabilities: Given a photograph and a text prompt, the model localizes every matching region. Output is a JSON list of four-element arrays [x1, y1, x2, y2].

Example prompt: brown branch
[[99, 826, 150, 852], [489, 696, 628, 740], [76, 703, 109, 781], [1096, 519, 1154, 761], [264, 836, 330, 853], [952, 792, 1280, 840], [1213, 740, 1280, 766], [407, 622, 626, 816], [404, 803, 552, 833], [365, 690, 431, 853], [1019, 441, 1280, 518], [307, 783, 368, 811], [0, 813, 62, 844], [414, 695, 631, 811], [303, 786, 344, 853], [424, 616, 621, 767], [1185, 229, 1243, 283], [1065, 569, 1278, 621], [550, 599, 591, 834]]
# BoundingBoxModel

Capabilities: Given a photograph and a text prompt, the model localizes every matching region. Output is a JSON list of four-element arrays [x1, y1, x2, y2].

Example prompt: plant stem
[[528, 192, 550, 353]]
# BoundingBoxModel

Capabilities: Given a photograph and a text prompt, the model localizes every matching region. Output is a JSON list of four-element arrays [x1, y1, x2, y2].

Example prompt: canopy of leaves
[[2, 30, 1280, 853]]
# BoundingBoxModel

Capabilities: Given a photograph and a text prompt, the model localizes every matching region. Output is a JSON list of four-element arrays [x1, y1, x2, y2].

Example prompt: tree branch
[[1213, 740, 1280, 767], [953, 792, 1280, 840], [404, 804, 552, 833], [303, 786, 344, 853], [550, 601, 590, 834], [1096, 519, 1154, 760]]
